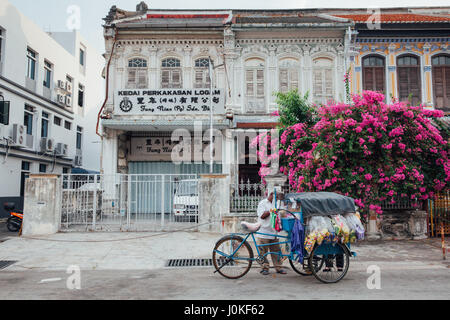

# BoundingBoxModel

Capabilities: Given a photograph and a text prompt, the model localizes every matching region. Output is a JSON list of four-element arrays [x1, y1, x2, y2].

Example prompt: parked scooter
[[3, 203, 23, 232]]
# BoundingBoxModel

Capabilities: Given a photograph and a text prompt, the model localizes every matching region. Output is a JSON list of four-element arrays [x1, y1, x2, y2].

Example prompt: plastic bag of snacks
[[323, 217, 338, 242], [344, 214, 358, 243], [346, 213, 365, 240], [331, 215, 351, 243], [304, 216, 331, 254]]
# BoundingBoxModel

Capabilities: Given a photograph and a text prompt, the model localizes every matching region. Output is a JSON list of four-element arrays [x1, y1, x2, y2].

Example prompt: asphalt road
[[0, 261, 448, 300]]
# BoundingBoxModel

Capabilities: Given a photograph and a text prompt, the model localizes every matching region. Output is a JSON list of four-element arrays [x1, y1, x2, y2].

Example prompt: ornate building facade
[[100, 4, 449, 184]]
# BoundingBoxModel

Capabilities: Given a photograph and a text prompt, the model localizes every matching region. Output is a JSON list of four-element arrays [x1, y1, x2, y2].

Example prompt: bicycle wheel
[[212, 235, 254, 279], [289, 255, 324, 276], [309, 242, 350, 284]]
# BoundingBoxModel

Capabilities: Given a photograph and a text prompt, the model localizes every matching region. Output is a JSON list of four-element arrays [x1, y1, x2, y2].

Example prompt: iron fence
[[60, 174, 199, 232], [230, 180, 266, 213]]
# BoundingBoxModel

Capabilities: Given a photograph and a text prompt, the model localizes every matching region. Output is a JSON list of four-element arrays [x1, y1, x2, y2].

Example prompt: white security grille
[[60, 174, 199, 232]]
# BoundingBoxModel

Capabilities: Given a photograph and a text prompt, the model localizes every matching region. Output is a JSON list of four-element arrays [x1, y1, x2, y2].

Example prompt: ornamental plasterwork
[[310, 44, 338, 55], [276, 44, 302, 55], [241, 44, 269, 56]]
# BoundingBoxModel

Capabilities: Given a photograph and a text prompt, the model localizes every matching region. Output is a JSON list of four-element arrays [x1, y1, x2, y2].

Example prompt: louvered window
[[279, 68, 299, 93], [194, 58, 211, 88], [127, 58, 148, 89], [161, 58, 182, 88], [362, 55, 385, 94], [312, 57, 334, 105], [432, 55, 450, 111], [397, 55, 421, 106], [245, 67, 265, 113]]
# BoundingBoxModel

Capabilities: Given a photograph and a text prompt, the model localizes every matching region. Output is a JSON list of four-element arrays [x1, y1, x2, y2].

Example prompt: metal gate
[[60, 174, 199, 232]]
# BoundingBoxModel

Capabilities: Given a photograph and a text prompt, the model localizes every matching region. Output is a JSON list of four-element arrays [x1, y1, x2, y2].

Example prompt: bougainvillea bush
[[253, 90, 450, 217]]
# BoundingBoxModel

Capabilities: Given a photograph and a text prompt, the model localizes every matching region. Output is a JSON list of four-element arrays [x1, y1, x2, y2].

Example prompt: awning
[[102, 118, 232, 131], [71, 168, 100, 174], [284, 192, 356, 217]]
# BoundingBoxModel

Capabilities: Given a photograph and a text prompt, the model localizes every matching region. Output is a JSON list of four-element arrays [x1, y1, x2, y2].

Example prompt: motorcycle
[[3, 203, 23, 232]]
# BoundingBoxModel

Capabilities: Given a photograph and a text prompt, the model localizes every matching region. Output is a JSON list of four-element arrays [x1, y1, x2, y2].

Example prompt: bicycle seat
[[241, 222, 261, 233]]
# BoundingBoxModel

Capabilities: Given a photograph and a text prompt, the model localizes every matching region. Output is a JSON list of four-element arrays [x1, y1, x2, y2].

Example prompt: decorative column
[[423, 43, 433, 107], [265, 173, 287, 196], [302, 44, 312, 104], [353, 44, 362, 95], [149, 44, 158, 89], [183, 45, 193, 88], [268, 44, 277, 112], [366, 210, 382, 241], [387, 43, 398, 104], [337, 45, 346, 102]]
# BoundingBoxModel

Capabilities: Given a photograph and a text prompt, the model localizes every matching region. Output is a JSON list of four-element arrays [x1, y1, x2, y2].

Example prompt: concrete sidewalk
[[0, 231, 221, 271], [0, 231, 448, 272]]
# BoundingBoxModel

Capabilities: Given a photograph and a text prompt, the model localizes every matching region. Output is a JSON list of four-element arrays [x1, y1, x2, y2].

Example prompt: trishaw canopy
[[283, 192, 356, 217]]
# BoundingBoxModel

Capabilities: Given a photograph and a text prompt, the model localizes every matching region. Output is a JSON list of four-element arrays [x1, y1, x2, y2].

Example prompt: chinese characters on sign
[[129, 137, 211, 162], [115, 89, 225, 115]]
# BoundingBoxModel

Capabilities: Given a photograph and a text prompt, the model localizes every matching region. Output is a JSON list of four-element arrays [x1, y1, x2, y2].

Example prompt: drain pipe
[[97, 28, 118, 174], [96, 28, 118, 138]]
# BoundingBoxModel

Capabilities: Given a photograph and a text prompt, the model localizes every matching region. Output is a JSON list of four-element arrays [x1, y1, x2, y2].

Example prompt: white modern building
[[0, 0, 105, 217]]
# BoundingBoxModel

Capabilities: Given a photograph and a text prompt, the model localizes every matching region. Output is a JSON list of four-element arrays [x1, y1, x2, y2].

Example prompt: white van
[[173, 180, 199, 223]]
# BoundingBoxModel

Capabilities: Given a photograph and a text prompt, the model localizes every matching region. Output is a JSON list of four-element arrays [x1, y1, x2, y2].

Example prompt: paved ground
[[0, 230, 448, 300], [0, 221, 18, 243]]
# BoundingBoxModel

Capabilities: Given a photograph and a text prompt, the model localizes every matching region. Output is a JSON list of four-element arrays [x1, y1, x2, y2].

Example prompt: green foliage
[[275, 90, 318, 128]]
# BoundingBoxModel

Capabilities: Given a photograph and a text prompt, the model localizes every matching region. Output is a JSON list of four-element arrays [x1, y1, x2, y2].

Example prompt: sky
[[7, 0, 450, 54]]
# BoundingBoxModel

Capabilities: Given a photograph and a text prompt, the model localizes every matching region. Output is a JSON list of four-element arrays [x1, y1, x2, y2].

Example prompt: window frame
[[26, 48, 37, 80], [127, 58, 148, 89], [0, 100, 10, 125], [43, 60, 52, 89], [0, 28, 4, 64], [24, 105, 34, 135], [194, 58, 211, 89], [53, 116, 62, 126], [396, 54, 422, 106], [41, 111, 49, 138], [312, 56, 335, 105], [161, 58, 182, 89], [64, 120, 72, 131], [78, 83, 84, 107], [362, 54, 386, 94], [76, 126, 83, 150]]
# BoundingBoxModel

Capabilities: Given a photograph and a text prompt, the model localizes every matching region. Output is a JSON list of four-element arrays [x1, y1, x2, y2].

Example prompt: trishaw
[[212, 192, 359, 284]]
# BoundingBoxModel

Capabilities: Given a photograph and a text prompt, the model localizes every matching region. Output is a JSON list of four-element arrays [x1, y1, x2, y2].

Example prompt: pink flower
[[364, 174, 373, 181]]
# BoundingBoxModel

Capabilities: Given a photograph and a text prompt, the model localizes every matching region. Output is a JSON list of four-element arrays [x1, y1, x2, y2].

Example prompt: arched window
[[312, 57, 334, 105], [245, 58, 265, 113], [161, 58, 182, 88], [432, 54, 450, 111], [362, 55, 385, 93], [127, 58, 148, 89], [279, 58, 299, 93], [194, 58, 211, 89], [397, 55, 421, 106]]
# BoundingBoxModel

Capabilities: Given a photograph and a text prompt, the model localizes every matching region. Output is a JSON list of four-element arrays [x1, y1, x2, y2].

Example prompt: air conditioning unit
[[74, 155, 83, 167], [57, 94, 65, 105], [55, 143, 68, 156], [12, 124, 26, 147], [65, 96, 72, 107], [65, 82, 72, 93], [57, 80, 66, 89], [40, 137, 55, 152]]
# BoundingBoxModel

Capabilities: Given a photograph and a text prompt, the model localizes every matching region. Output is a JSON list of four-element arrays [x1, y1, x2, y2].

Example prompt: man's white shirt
[[256, 198, 277, 239]]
